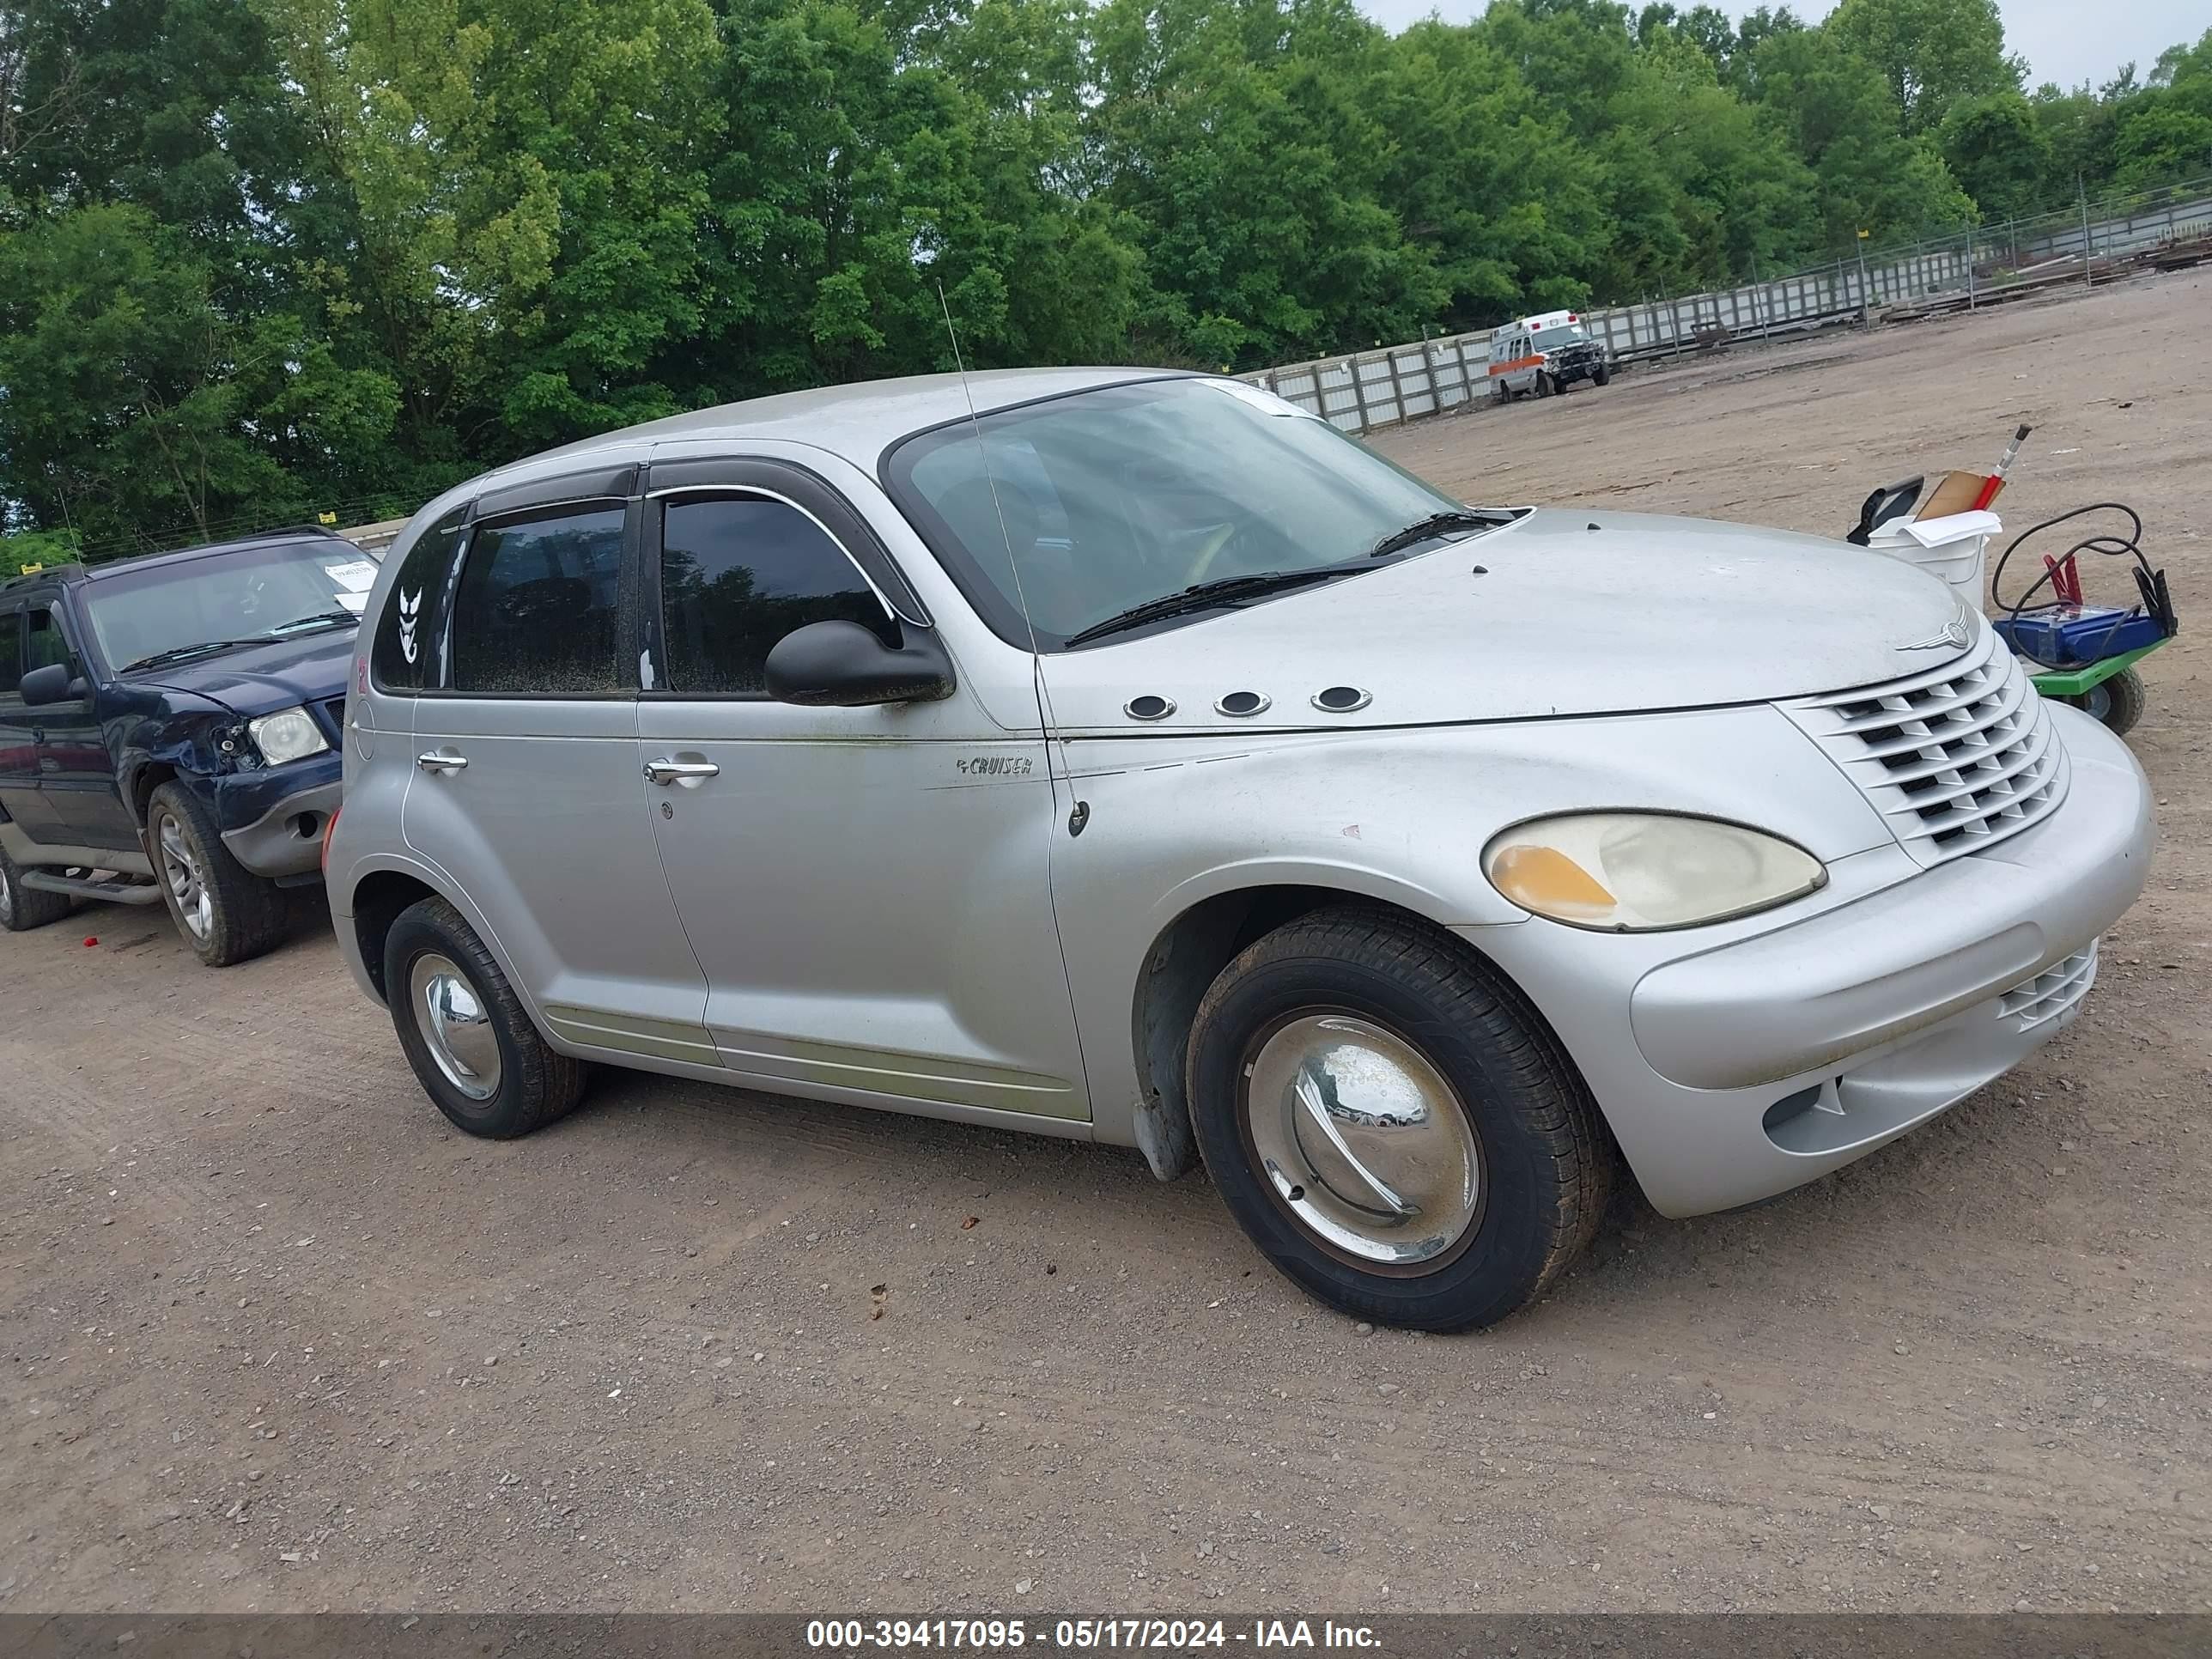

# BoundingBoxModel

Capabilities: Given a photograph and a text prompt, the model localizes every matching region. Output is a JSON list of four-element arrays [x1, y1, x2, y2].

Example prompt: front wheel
[[2060, 666, 2144, 737], [1534, 371, 1556, 398], [1185, 906, 1610, 1332], [383, 896, 587, 1138], [147, 783, 288, 966], [1593, 364, 1612, 386]]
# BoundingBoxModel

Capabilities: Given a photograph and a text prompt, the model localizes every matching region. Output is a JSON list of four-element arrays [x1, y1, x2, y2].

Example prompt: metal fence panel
[[1248, 176, 2212, 436]]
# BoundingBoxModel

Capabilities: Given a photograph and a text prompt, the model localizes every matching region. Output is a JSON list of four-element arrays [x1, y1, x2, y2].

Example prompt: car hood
[[127, 628, 356, 718], [1039, 508, 1972, 732]]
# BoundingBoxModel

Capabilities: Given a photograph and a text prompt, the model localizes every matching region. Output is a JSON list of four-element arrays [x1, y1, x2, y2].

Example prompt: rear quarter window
[[372, 510, 468, 693]]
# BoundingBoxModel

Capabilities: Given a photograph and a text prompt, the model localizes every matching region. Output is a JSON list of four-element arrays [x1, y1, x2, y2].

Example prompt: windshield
[[82, 539, 380, 672], [1531, 325, 1587, 349], [884, 377, 1470, 650]]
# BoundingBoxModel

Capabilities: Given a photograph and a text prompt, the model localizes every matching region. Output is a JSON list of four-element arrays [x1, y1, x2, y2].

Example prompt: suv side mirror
[[763, 621, 955, 708], [19, 663, 86, 706]]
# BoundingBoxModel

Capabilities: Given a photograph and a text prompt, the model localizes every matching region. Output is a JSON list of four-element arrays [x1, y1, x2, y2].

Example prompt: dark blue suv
[[0, 527, 375, 965]]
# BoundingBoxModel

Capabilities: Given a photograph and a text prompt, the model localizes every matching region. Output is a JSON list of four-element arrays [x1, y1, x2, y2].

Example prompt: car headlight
[[246, 706, 331, 767], [1483, 812, 1826, 931]]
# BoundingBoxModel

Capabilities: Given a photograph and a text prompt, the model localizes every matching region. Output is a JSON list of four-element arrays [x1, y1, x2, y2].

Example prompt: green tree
[[1092, 0, 1441, 367], [2150, 27, 2212, 88], [1753, 22, 1973, 246], [1826, 0, 2021, 133], [2110, 98, 2212, 190], [1364, 18, 1607, 325], [1939, 91, 2051, 217], [0, 203, 395, 550]]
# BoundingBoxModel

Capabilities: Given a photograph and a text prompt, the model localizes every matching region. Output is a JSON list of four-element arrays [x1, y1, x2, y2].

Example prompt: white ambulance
[[1487, 310, 1612, 401]]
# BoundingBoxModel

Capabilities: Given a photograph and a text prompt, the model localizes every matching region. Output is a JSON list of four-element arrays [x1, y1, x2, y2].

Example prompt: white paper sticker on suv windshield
[[324, 559, 379, 592]]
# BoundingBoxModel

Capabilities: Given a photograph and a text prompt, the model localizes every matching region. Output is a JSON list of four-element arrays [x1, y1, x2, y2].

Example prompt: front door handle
[[416, 751, 468, 774], [642, 757, 720, 786]]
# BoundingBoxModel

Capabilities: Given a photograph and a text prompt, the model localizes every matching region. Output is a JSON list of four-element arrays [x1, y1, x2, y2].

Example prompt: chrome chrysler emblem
[[1900, 611, 1971, 652]]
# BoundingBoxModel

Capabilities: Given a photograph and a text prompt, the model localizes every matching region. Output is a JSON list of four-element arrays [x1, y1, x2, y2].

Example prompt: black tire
[[2063, 666, 2144, 738], [1186, 905, 1610, 1332], [383, 895, 586, 1139], [1593, 364, 1612, 386], [146, 782, 288, 966], [1491, 378, 1509, 404], [1534, 371, 1556, 398], [0, 836, 75, 933]]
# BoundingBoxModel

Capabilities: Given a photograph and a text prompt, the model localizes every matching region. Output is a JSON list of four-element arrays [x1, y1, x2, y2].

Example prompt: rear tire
[[0, 837, 75, 932], [1185, 905, 1610, 1332], [147, 782, 288, 966], [383, 896, 586, 1139]]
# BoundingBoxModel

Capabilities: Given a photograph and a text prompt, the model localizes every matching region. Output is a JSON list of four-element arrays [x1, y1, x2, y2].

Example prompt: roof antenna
[[931, 270, 1047, 668]]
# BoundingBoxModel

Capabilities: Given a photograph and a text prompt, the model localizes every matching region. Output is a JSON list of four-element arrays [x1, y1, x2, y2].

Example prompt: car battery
[[1993, 605, 2166, 667]]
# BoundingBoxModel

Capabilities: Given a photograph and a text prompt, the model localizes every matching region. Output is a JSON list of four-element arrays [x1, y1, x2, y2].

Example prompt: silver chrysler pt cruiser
[[326, 368, 2155, 1330]]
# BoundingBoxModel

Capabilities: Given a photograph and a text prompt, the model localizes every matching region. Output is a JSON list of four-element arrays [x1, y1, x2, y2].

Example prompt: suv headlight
[[247, 706, 331, 767], [1483, 812, 1826, 931]]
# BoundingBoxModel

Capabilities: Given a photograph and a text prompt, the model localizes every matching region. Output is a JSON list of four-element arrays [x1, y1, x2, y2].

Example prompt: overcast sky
[[1351, 1, 2207, 94]]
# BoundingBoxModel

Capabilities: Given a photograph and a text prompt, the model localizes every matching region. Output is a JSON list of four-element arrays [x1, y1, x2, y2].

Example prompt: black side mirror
[[763, 620, 955, 708], [19, 663, 85, 706]]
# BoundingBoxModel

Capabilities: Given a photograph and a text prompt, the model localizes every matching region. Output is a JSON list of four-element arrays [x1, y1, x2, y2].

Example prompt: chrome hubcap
[[156, 814, 214, 941], [1243, 1013, 1480, 1268], [410, 953, 501, 1101]]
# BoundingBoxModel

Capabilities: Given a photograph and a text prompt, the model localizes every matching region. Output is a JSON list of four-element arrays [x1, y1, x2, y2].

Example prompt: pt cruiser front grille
[[1783, 623, 2069, 866]]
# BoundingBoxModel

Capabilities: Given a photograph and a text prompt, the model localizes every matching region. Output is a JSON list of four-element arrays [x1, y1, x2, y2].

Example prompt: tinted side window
[[659, 496, 891, 696], [27, 607, 71, 671], [373, 511, 468, 693], [449, 506, 626, 696], [0, 610, 20, 691]]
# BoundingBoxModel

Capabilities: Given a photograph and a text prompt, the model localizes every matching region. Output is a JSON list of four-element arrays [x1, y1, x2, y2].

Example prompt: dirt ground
[[3, 275, 2207, 1617]]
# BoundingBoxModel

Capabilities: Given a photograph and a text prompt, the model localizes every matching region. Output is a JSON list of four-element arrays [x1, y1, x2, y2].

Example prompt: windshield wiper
[[1061, 566, 1360, 647], [121, 639, 276, 673], [263, 610, 361, 635], [1367, 509, 1511, 560]]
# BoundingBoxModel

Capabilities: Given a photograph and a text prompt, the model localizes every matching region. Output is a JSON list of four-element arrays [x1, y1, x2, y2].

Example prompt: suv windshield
[[885, 377, 1478, 650], [82, 539, 380, 672]]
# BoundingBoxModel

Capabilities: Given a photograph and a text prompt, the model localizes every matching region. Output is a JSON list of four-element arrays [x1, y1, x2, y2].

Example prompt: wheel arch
[[1126, 877, 1551, 1184], [127, 760, 180, 827], [349, 867, 444, 1003]]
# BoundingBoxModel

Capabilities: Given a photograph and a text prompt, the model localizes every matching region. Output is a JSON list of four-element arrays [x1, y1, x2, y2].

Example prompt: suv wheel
[[1185, 906, 1610, 1332], [0, 837, 74, 932], [147, 782, 288, 966], [383, 896, 587, 1138]]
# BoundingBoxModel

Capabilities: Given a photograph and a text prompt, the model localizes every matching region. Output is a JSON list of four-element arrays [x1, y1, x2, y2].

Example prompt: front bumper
[[213, 752, 342, 878], [1469, 705, 2155, 1218]]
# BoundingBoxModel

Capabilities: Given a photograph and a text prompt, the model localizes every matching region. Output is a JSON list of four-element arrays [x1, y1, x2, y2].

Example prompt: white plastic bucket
[[1868, 509, 2000, 613]]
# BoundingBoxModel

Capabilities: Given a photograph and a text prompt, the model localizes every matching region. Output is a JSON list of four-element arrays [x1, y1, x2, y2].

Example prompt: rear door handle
[[416, 751, 468, 774], [642, 757, 719, 785]]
